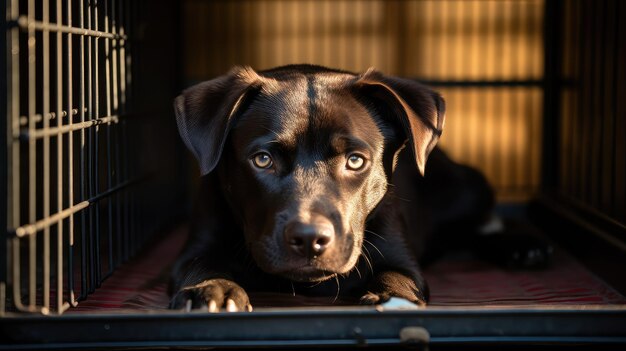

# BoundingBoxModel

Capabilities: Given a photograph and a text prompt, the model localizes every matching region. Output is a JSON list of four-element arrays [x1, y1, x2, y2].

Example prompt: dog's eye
[[252, 152, 273, 169], [346, 154, 366, 171]]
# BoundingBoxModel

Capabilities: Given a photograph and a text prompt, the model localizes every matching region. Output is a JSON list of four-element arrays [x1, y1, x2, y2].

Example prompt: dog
[[169, 64, 551, 312]]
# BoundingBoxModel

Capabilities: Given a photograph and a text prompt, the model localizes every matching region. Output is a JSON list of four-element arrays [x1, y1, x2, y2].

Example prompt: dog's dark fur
[[169, 65, 549, 311]]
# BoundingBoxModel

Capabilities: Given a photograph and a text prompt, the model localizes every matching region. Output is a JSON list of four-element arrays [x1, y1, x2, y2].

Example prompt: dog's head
[[174, 65, 445, 282]]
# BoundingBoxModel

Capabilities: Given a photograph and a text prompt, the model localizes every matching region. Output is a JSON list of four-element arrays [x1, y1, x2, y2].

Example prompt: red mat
[[67, 226, 626, 313]]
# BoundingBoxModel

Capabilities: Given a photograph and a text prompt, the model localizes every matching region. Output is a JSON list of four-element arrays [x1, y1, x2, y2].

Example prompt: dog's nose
[[284, 218, 334, 259]]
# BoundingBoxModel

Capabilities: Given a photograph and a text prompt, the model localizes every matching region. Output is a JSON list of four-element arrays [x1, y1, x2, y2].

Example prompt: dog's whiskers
[[333, 275, 341, 303], [364, 229, 387, 242], [363, 238, 385, 259], [362, 244, 372, 259], [353, 265, 362, 279], [308, 277, 326, 288], [360, 249, 374, 275], [390, 193, 412, 203], [290, 281, 296, 297]]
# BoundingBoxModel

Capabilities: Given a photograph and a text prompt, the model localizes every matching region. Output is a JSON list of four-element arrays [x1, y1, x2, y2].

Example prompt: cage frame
[[2, 0, 626, 349]]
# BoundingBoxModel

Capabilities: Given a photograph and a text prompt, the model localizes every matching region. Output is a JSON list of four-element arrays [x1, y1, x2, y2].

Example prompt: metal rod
[[13, 179, 140, 238], [112, 0, 119, 114], [119, 0, 126, 110], [112, 0, 123, 268], [27, 0, 37, 310], [19, 115, 119, 140], [12, 239, 39, 313], [6, 0, 22, 313], [67, 0, 77, 308], [8, 0, 20, 262], [2, 0, 13, 317], [15, 16, 126, 39], [79, 0, 88, 300], [119, 0, 128, 262], [0, 282, 4, 316], [87, 0, 96, 293], [105, 0, 114, 275], [125, 0, 132, 259], [42, 0, 51, 315], [56, 0, 66, 314], [19, 107, 86, 126], [16, 203, 86, 239], [126, 0, 132, 107], [94, 0, 102, 287]]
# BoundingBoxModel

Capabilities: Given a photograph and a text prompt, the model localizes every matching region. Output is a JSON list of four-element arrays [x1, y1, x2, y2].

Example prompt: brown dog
[[169, 65, 549, 312]]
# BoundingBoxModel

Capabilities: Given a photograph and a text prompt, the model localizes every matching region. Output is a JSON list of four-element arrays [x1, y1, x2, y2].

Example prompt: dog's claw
[[359, 292, 383, 305], [360, 289, 426, 307], [208, 300, 218, 313], [226, 299, 237, 312]]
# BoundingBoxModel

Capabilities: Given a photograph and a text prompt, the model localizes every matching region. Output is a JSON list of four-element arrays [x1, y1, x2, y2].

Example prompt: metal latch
[[400, 326, 430, 350]]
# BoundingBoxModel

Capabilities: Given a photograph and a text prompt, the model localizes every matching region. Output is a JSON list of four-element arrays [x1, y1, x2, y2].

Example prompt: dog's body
[[169, 65, 548, 311]]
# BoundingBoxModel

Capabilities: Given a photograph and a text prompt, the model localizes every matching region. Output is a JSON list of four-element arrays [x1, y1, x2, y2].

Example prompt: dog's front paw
[[170, 278, 252, 312], [359, 291, 427, 307], [359, 271, 427, 306]]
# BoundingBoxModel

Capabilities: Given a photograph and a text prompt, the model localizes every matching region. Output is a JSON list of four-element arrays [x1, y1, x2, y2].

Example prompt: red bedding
[[68, 226, 626, 313]]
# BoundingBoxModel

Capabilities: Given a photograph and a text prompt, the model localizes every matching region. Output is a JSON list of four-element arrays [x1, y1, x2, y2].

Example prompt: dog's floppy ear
[[174, 66, 264, 175], [353, 68, 446, 176]]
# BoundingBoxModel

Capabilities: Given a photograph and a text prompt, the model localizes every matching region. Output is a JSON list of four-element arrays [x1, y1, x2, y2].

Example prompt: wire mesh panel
[[1, 0, 185, 315], [555, 0, 626, 227]]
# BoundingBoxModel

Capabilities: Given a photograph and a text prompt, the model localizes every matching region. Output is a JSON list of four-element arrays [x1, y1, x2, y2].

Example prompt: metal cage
[[1, 0, 185, 316], [1, 0, 626, 348], [2, 0, 625, 316]]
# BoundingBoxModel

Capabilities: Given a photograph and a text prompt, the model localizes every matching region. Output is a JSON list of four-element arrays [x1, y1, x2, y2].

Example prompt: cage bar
[[79, 0, 88, 301], [15, 16, 125, 40], [104, 0, 113, 276], [66, 0, 77, 307], [19, 108, 85, 126], [87, 0, 96, 292], [26, 0, 37, 313], [19, 115, 118, 139], [42, 0, 51, 313]]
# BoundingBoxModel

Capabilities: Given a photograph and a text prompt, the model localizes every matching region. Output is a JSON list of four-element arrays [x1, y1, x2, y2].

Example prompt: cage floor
[[67, 225, 626, 313]]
